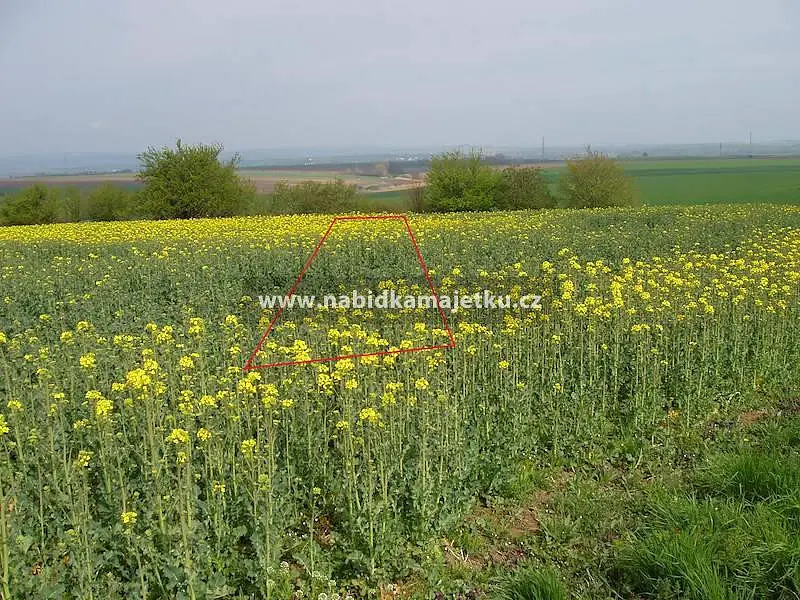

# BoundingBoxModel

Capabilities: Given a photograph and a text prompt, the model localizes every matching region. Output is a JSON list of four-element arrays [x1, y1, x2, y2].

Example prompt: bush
[[496, 166, 554, 210], [408, 184, 427, 212], [85, 184, 137, 221], [560, 152, 638, 208], [0, 185, 62, 225], [268, 179, 360, 214], [424, 150, 501, 212], [137, 140, 255, 219]]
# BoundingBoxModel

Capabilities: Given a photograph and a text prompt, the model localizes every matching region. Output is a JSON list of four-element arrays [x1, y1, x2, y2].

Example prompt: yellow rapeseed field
[[1, 205, 799, 598]]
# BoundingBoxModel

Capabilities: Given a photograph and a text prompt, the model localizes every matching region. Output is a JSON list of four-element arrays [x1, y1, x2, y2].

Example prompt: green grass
[[497, 567, 568, 600], [616, 454, 800, 597]]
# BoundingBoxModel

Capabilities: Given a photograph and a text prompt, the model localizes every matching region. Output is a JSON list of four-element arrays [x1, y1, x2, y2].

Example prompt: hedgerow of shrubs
[[0, 145, 639, 226], [0, 184, 145, 226], [420, 149, 636, 212]]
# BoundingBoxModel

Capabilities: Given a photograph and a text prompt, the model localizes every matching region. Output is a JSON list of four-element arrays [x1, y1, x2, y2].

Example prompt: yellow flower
[[199, 395, 217, 408], [179, 356, 195, 370], [188, 317, 206, 336], [196, 428, 212, 442], [498, 360, 510, 370], [166, 428, 190, 444], [335, 420, 350, 430], [94, 398, 113, 420], [79, 352, 97, 369], [317, 373, 333, 390], [7, 399, 23, 412], [74, 450, 93, 470], [414, 378, 429, 391], [0, 414, 8, 436], [126, 368, 152, 390], [280, 398, 295, 409], [359, 407, 380, 425], [260, 384, 278, 407], [334, 359, 355, 375], [240, 438, 258, 457], [121, 511, 137, 527]]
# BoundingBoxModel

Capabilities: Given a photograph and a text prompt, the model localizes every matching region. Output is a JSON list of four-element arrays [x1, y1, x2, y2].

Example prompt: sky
[[1, 0, 798, 155]]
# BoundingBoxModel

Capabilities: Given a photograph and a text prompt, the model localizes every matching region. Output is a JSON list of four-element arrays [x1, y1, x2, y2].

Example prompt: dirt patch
[[779, 397, 800, 416], [442, 495, 545, 572], [738, 409, 769, 428], [508, 506, 541, 538]]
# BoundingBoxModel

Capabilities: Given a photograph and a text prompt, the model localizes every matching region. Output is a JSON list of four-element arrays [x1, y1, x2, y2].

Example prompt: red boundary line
[[243, 214, 456, 370]]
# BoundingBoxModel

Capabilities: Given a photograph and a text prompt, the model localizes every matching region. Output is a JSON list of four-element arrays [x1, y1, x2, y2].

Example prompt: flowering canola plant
[[1, 205, 799, 597]]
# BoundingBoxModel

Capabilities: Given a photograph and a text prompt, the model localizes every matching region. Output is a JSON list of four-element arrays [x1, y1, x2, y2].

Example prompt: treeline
[[0, 142, 639, 226], [0, 180, 391, 225]]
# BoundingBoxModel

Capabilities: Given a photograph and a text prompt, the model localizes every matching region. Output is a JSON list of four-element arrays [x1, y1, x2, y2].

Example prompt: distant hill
[[2, 141, 799, 177]]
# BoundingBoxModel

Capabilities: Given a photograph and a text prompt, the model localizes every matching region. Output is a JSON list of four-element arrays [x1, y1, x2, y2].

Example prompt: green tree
[[137, 140, 255, 219], [495, 166, 555, 210], [560, 151, 638, 208], [424, 150, 501, 212]]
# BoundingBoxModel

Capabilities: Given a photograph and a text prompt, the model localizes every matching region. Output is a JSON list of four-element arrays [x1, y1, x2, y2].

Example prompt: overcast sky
[[1, 0, 798, 155]]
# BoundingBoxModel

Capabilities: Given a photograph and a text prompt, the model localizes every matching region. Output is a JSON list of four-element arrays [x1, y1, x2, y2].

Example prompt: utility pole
[[541, 136, 545, 160], [719, 142, 723, 157]]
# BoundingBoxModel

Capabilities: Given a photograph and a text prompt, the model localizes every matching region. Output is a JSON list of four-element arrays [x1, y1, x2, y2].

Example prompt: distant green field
[[540, 157, 800, 206], [363, 189, 413, 207]]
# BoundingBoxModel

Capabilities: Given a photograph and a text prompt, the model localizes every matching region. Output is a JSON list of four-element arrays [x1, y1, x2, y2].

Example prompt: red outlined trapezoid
[[243, 214, 456, 370]]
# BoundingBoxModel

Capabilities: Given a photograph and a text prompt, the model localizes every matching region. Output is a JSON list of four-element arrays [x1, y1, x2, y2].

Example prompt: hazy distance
[[1, 0, 798, 157]]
